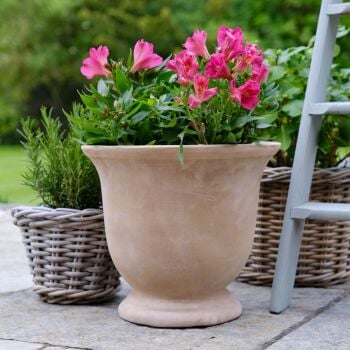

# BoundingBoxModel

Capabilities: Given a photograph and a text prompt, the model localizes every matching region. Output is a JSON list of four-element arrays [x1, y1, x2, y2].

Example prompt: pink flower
[[184, 29, 210, 59], [188, 74, 218, 108], [204, 53, 232, 80], [80, 46, 111, 80], [130, 39, 163, 73], [230, 80, 260, 110], [236, 43, 264, 72], [251, 59, 269, 84], [217, 26, 244, 62], [166, 50, 199, 86]]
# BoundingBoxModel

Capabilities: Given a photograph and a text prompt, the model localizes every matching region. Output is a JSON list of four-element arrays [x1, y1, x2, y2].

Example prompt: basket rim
[[11, 206, 104, 222], [262, 166, 350, 182]]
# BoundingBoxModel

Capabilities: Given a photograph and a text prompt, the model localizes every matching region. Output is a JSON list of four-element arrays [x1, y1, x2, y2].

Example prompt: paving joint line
[[0, 288, 32, 297], [261, 290, 348, 349], [0, 337, 91, 350]]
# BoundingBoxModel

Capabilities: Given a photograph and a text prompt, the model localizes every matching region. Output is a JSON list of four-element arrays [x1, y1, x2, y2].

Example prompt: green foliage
[[0, 0, 184, 143], [2, 0, 350, 152], [20, 106, 101, 209], [70, 46, 275, 164], [259, 36, 350, 167]]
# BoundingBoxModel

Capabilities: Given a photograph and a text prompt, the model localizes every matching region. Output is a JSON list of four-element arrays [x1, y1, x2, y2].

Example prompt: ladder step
[[309, 102, 350, 116], [327, 3, 350, 15], [291, 202, 350, 221]]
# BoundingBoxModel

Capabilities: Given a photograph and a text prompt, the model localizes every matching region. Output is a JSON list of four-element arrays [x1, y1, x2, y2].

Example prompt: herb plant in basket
[[12, 106, 120, 304], [239, 32, 350, 287], [71, 26, 280, 327]]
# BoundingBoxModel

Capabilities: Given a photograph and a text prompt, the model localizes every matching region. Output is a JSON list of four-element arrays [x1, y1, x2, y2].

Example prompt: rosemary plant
[[21, 105, 102, 209]]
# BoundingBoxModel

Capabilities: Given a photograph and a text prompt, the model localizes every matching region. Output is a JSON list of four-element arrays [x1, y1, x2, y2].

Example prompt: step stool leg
[[270, 216, 305, 314]]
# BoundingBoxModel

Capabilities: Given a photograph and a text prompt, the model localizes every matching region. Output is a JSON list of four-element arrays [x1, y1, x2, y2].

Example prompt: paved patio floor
[[0, 208, 349, 350]]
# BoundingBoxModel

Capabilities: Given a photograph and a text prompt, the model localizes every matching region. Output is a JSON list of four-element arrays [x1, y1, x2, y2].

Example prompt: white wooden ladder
[[270, 0, 350, 314]]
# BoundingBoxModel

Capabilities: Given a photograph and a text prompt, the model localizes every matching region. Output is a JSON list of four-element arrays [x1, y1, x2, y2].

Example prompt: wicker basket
[[238, 167, 350, 287], [12, 206, 120, 304]]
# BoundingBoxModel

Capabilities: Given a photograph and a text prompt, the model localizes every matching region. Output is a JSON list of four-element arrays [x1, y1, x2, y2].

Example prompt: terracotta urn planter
[[82, 142, 279, 328]]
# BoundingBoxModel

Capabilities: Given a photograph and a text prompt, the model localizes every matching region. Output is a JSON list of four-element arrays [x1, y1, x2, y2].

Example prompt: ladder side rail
[[270, 0, 342, 314]]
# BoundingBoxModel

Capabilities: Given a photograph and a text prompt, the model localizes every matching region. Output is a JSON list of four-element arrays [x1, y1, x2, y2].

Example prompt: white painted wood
[[270, 0, 342, 314], [291, 202, 350, 220], [327, 2, 350, 14], [309, 102, 350, 115]]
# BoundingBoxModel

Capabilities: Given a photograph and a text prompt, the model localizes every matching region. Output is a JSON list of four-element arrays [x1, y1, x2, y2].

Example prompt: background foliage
[[259, 34, 350, 168], [2, 0, 350, 144]]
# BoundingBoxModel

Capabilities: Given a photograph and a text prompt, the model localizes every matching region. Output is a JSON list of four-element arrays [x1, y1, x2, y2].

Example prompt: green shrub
[[20, 105, 102, 209], [259, 31, 350, 168], [2, 0, 350, 146]]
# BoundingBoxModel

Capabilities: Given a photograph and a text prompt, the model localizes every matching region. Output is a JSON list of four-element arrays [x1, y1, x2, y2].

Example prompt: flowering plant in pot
[[71, 25, 280, 327]]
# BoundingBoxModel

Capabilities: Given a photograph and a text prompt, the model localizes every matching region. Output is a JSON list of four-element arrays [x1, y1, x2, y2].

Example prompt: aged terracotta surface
[[83, 143, 279, 328]]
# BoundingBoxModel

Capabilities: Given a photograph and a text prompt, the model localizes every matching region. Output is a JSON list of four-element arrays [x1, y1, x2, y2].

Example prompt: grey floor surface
[[0, 208, 349, 350]]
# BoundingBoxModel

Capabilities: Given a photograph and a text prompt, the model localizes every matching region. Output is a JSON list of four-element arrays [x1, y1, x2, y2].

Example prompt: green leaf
[[79, 94, 97, 109], [232, 115, 255, 128], [146, 140, 156, 145], [278, 46, 307, 64], [115, 66, 130, 93], [276, 126, 292, 151], [257, 113, 278, 124], [257, 123, 273, 129], [122, 88, 133, 106], [127, 48, 133, 69], [131, 111, 149, 124], [157, 105, 185, 113], [178, 143, 184, 166], [97, 79, 109, 96], [282, 100, 304, 117], [160, 118, 177, 128], [269, 66, 287, 82], [336, 147, 350, 162], [225, 132, 237, 143]]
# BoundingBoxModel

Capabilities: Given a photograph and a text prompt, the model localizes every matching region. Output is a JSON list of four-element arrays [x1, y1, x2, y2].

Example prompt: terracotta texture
[[82, 143, 279, 328]]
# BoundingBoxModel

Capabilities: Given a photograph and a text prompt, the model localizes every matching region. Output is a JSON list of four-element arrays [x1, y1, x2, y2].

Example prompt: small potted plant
[[71, 26, 279, 327], [12, 105, 120, 304], [238, 32, 350, 287]]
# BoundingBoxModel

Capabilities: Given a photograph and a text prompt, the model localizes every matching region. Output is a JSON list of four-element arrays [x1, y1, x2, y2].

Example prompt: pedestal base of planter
[[118, 289, 241, 328]]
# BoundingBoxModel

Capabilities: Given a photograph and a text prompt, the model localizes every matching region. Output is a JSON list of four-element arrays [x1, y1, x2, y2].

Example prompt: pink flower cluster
[[166, 26, 269, 110], [80, 40, 162, 79]]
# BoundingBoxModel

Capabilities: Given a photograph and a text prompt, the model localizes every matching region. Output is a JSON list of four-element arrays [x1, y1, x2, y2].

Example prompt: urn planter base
[[119, 289, 241, 328]]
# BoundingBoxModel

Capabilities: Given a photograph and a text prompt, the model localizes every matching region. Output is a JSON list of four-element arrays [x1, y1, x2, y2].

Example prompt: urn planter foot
[[118, 289, 241, 328]]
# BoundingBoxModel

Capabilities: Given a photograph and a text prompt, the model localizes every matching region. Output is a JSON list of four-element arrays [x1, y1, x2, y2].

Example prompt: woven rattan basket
[[238, 167, 350, 287], [12, 206, 120, 304]]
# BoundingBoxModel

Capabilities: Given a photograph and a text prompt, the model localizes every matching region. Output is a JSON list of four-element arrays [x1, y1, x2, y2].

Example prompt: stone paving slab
[[0, 208, 350, 350], [0, 210, 32, 293], [0, 340, 43, 350], [0, 281, 345, 350], [268, 296, 350, 350], [0, 340, 83, 350]]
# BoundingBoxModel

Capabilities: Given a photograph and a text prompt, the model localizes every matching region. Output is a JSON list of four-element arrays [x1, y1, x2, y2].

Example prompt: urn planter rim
[[82, 141, 280, 160]]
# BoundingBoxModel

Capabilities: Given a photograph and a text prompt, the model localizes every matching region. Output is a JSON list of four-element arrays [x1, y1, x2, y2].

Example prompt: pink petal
[[81, 46, 110, 79], [166, 59, 177, 72], [217, 26, 229, 48], [203, 87, 218, 101], [188, 94, 202, 109], [184, 30, 210, 59], [241, 95, 259, 110], [131, 40, 162, 73], [193, 74, 209, 95], [204, 53, 231, 80]]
